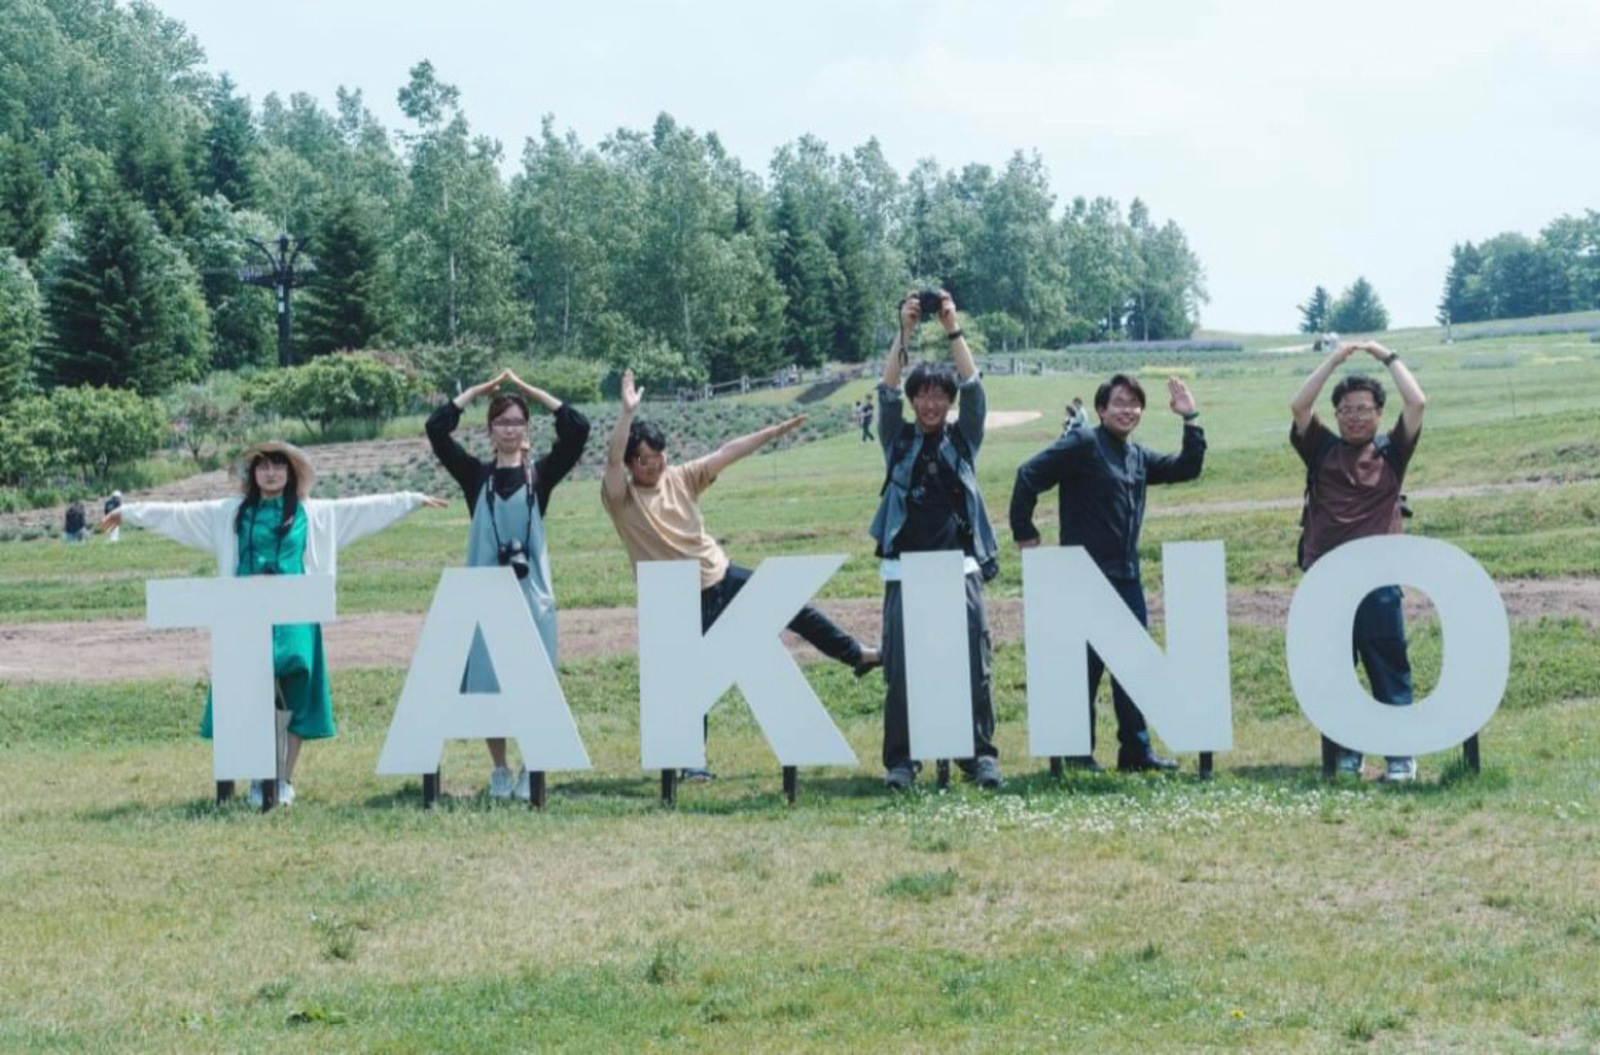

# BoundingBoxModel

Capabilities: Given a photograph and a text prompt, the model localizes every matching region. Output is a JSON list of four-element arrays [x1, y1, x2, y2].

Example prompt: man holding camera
[[602, 369, 881, 784], [1290, 339, 1426, 782], [872, 289, 1003, 791], [1009, 373, 1206, 773]]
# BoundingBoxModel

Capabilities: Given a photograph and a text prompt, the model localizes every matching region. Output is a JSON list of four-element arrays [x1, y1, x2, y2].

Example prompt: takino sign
[[145, 537, 1510, 782]]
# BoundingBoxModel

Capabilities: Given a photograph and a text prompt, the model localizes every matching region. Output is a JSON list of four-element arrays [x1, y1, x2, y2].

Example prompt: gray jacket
[[869, 373, 999, 574]]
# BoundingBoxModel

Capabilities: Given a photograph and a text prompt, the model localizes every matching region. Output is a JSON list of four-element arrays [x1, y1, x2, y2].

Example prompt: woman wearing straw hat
[[426, 368, 591, 801], [99, 441, 445, 806]]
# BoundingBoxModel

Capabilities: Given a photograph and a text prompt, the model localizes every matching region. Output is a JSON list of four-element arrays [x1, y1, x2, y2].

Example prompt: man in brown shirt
[[602, 369, 880, 782], [1290, 339, 1427, 782]]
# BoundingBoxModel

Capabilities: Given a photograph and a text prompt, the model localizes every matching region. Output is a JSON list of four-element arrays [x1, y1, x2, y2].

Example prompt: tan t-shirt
[[601, 457, 728, 589]]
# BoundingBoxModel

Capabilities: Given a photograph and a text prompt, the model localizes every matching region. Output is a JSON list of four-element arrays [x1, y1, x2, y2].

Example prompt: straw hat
[[239, 441, 316, 499]]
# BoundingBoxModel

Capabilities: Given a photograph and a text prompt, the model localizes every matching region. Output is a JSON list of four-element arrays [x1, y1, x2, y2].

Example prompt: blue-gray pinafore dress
[[461, 468, 557, 691]]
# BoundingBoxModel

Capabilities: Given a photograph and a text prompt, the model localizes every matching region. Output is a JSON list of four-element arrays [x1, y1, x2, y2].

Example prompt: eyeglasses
[[1335, 405, 1379, 420], [491, 418, 529, 430]]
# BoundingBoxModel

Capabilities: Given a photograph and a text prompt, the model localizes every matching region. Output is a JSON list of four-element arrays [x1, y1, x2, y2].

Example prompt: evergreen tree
[[202, 75, 258, 207], [301, 193, 390, 356], [0, 249, 42, 407], [771, 188, 835, 368], [1329, 277, 1389, 333], [0, 135, 52, 260], [1298, 285, 1332, 333], [40, 188, 210, 394], [824, 201, 874, 362]]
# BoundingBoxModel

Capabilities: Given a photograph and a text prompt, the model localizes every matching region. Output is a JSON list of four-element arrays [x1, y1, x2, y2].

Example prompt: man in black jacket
[[1009, 373, 1206, 772]]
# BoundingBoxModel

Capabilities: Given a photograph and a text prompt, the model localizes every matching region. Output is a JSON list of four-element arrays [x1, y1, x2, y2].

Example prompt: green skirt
[[199, 624, 334, 740]]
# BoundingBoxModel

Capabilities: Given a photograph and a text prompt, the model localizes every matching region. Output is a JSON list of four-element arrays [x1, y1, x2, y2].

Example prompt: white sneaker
[[488, 765, 516, 799], [1336, 750, 1363, 777], [277, 779, 296, 806], [1384, 757, 1417, 783], [247, 780, 264, 808], [514, 766, 532, 802]]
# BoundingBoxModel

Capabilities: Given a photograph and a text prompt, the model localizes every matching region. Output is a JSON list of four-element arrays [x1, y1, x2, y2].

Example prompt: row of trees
[[1437, 211, 1600, 325], [0, 0, 1210, 412], [1296, 278, 1390, 335]]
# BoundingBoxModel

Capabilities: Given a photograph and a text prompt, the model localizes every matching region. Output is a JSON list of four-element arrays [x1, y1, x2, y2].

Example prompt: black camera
[[917, 288, 945, 316], [498, 540, 531, 581]]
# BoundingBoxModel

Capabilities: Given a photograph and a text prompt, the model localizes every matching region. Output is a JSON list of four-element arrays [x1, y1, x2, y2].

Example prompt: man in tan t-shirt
[[1290, 339, 1427, 783], [602, 369, 880, 782]]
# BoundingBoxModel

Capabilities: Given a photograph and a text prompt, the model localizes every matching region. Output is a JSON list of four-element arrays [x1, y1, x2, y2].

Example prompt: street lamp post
[[239, 233, 316, 367]]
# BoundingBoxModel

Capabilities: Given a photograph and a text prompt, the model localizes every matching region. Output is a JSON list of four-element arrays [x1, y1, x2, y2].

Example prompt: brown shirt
[[600, 457, 728, 589], [1292, 415, 1419, 569]]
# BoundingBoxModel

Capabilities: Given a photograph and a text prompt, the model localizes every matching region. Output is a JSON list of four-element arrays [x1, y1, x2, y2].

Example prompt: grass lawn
[[2, 328, 1598, 1051]]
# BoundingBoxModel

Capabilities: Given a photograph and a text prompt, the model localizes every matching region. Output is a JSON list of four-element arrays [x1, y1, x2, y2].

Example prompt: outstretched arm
[[602, 369, 642, 501], [882, 292, 919, 391], [1353, 341, 1426, 438], [937, 291, 977, 382], [505, 370, 563, 414], [702, 415, 806, 477], [1290, 344, 1355, 436]]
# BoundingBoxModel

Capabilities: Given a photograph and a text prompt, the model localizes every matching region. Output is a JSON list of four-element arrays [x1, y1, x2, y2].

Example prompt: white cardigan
[[121, 493, 429, 577]]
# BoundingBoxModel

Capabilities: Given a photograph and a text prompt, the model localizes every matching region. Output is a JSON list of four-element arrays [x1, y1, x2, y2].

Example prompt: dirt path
[[3, 578, 1595, 684]]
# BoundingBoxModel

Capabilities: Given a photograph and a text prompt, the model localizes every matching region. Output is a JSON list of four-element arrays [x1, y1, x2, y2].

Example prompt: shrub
[[400, 342, 497, 400], [519, 356, 603, 405], [0, 385, 165, 487], [244, 353, 415, 436]]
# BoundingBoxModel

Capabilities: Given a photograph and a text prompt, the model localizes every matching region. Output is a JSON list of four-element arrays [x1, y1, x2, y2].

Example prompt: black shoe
[[1060, 755, 1104, 774], [853, 645, 883, 679], [1117, 749, 1178, 773]]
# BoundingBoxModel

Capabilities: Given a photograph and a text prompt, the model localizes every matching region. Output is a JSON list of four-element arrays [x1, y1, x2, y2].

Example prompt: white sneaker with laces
[[1384, 757, 1417, 783], [488, 765, 516, 799], [514, 766, 532, 802], [277, 779, 296, 806]]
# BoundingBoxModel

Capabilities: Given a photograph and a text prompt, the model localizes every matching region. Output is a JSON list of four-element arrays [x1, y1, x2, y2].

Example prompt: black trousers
[[1087, 576, 1155, 755], [880, 572, 996, 771], [700, 562, 861, 664]]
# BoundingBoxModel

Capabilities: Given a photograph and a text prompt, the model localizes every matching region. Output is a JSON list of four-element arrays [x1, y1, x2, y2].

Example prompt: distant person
[[1290, 339, 1426, 782], [871, 289, 1002, 791], [103, 490, 122, 543], [859, 397, 875, 442], [99, 443, 443, 807], [62, 501, 87, 543], [1063, 396, 1087, 432], [603, 368, 880, 786], [427, 368, 591, 802], [1010, 373, 1205, 773]]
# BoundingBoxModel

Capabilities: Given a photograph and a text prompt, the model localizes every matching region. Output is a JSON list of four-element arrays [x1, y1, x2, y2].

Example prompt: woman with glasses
[[98, 442, 445, 807], [426, 369, 591, 801]]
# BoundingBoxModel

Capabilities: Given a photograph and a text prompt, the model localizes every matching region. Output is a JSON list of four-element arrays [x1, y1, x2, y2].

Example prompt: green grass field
[[2, 327, 1598, 1051]]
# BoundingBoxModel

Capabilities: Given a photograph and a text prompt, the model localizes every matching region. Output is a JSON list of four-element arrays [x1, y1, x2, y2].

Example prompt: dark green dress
[[198, 500, 334, 740]]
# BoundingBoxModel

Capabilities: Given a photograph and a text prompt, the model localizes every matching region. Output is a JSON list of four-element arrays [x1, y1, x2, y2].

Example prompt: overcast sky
[[148, 0, 1600, 334]]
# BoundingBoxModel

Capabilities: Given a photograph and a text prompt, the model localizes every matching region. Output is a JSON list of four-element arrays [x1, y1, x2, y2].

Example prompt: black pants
[[700, 562, 862, 664], [1087, 576, 1154, 755], [880, 572, 996, 771], [1329, 585, 1415, 759], [693, 562, 863, 760]]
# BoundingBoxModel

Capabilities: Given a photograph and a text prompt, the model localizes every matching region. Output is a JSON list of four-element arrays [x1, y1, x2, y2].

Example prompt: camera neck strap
[[241, 502, 289, 575], [483, 460, 538, 555]]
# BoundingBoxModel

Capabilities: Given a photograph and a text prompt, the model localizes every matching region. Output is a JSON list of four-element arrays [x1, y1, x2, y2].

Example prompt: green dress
[[198, 499, 334, 740]]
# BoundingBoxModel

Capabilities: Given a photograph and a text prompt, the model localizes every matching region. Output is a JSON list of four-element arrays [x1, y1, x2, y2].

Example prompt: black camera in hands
[[917, 288, 945, 316], [498, 540, 531, 580]]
